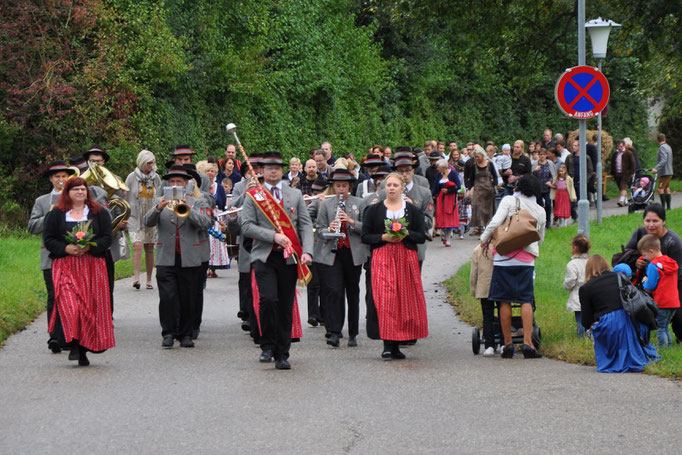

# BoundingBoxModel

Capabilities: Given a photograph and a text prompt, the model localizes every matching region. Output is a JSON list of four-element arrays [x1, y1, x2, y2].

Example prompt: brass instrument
[[81, 162, 131, 233], [165, 186, 191, 219]]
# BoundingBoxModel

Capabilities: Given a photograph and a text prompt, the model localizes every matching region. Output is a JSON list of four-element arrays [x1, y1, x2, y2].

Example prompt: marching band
[[29, 125, 435, 369]]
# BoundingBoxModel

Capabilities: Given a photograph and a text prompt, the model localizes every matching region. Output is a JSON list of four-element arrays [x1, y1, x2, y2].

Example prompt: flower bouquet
[[384, 217, 408, 240], [65, 220, 97, 248]]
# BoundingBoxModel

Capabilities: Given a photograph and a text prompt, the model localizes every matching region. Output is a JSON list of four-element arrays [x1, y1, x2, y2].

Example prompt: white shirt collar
[[51, 189, 62, 195], [406, 181, 414, 192]]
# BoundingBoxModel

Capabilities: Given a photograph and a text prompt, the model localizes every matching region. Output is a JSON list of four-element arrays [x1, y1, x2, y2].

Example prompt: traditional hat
[[83, 144, 110, 162], [363, 154, 384, 167], [45, 160, 76, 177], [163, 164, 193, 181], [395, 145, 413, 154], [371, 165, 391, 179], [182, 163, 202, 184], [393, 156, 417, 169], [248, 152, 264, 167], [260, 151, 284, 166], [172, 144, 196, 157], [311, 177, 328, 192], [68, 156, 89, 173], [428, 151, 441, 160], [329, 168, 357, 182], [413, 147, 424, 155]]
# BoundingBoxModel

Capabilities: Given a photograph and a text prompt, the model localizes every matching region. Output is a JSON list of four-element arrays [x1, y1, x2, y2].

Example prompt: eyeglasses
[[70, 188, 88, 192], [396, 168, 412, 174], [89, 159, 105, 164]]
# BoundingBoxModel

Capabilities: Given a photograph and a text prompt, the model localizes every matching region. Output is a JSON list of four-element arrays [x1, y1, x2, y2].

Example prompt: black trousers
[[238, 271, 252, 321], [194, 261, 208, 331], [480, 298, 497, 349], [156, 254, 200, 339], [253, 252, 298, 360], [307, 262, 323, 322], [105, 251, 115, 314], [44, 269, 66, 347], [319, 248, 362, 337], [672, 307, 682, 343]]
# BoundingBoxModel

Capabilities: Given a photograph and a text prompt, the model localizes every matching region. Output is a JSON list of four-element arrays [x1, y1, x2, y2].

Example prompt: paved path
[[1, 197, 680, 454]]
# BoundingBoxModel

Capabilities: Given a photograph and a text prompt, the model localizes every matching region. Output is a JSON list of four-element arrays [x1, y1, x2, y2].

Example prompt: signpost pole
[[596, 59, 603, 225], [577, 0, 589, 237]]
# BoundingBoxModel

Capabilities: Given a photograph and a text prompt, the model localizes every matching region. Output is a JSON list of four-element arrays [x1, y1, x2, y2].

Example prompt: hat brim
[[260, 160, 284, 166], [163, 171, 192, 181], [83, 151, 110, 162], [45, 167, 77, 177]]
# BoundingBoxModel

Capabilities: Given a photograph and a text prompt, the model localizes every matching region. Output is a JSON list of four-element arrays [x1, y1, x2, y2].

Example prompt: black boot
[[660, 194, 666, 207], [68, 340, 80, 361], [78, 345, 90, 366], [666, 194, 672, 210]]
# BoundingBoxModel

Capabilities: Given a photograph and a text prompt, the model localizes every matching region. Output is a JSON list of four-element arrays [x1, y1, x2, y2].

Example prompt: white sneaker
[[495, 345, 504, 355], [483, 347, 495, 357]]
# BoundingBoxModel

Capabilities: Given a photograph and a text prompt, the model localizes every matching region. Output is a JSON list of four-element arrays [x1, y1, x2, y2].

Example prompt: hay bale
[[567, 129, 613, 167]]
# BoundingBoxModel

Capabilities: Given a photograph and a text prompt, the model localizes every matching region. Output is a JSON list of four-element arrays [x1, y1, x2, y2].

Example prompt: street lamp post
[[586, 17, 621, 225], [577, 0, 589, 237]]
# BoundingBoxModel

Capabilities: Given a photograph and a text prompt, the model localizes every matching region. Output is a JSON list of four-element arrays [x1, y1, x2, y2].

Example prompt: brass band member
[[241, 151, 313, 370], [28, 161, 77, 353], [143, 165, 212, 348], [315, 168, 366, 348]]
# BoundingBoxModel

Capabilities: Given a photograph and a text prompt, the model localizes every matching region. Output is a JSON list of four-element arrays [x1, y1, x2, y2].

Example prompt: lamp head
[[586, 17, 621, 60], [225, 123, 237, 134]]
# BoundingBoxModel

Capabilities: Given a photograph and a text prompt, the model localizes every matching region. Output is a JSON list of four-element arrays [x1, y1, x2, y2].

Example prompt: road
[[1, 197, 680, 454]]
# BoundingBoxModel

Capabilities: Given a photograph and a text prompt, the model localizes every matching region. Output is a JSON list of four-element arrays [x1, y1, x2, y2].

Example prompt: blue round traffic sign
[[555, 66, 610, 119]]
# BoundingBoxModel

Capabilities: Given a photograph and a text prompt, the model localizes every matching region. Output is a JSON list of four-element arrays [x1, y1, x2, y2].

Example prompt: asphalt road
[[1, 197, 680, 454]]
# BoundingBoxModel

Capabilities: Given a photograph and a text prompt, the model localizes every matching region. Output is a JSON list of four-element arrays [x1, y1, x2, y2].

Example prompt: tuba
[[81, 162, 131, 234]]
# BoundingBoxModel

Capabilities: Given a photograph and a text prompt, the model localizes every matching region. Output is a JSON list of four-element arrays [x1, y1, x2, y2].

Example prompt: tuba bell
[[81, 162, 131, 233]]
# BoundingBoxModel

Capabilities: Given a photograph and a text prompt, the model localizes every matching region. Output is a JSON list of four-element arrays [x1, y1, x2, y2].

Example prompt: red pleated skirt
[[371, 242, 428, 341], [554, 189, 572, 218], [251, 270, 303, 339], [436, 192, 460, 229], [49, 255, 115, 352]]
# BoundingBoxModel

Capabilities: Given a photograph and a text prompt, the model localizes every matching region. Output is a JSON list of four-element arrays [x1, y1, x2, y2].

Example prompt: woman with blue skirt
[[579, 255, 659, 373]]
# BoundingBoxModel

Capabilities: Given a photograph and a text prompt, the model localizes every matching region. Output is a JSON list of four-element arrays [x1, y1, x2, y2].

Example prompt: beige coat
[[470, 244, 494, 299], [563, 253, 589, 311]]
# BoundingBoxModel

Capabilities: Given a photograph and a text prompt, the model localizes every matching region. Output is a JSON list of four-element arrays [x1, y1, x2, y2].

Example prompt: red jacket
[[651, 255, 680, 309]]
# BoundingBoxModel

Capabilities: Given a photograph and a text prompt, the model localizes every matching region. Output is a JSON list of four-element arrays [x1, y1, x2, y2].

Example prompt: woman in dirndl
[[465, 146, 498, 237], [197, 160, 230, 277], [43, 177, 115, 366], [361, 172, 428, 360], [124, 150, 161, 290], [432, 159, 461, 246]]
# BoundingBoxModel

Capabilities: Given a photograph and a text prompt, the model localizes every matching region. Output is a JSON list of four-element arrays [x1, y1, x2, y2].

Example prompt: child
[[470, 244, 497, 356], [631, 177, 649, 199], [637, 234, 680, 347], [563, 235, 591, 336], [550, 164, 576, 227]]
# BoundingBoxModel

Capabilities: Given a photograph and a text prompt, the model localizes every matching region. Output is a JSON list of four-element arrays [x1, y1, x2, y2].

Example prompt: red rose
[[391, 222, 402, 232]]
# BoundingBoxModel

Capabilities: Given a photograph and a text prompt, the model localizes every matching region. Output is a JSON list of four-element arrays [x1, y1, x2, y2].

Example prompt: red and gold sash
[[247, 187, 312, 285]]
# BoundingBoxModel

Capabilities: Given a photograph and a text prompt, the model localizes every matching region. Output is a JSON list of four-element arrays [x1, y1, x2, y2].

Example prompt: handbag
[[616, 272, 659, 340], [492, 198, 540, 256]]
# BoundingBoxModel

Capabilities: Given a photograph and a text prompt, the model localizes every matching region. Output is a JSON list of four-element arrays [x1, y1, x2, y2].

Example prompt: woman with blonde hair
[[125, 150, 161, 290], [197, 160, 230, 277], [361, 172, 428, 360]]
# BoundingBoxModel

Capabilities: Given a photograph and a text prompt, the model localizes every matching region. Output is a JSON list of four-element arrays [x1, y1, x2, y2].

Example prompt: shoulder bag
[[492, 198, 540, 256]]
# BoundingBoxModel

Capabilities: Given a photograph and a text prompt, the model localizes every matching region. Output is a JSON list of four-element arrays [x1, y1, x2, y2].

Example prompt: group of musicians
[[30, 144, 433, 369]]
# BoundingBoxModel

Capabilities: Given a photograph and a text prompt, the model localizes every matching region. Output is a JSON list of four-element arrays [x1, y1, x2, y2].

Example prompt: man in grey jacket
[[241, 151, 313, 370], [144, 166, 212, 349], [653, 133, 674, 210], [28, 161, 77, 353]]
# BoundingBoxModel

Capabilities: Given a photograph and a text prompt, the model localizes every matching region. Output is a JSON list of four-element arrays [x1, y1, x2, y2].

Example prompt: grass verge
[[0, 233, 144, 345], [445, 207, 682, 379]]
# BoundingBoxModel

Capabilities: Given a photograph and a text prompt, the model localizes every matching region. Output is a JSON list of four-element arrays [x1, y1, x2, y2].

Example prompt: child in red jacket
[[638, 234, 680, 347]]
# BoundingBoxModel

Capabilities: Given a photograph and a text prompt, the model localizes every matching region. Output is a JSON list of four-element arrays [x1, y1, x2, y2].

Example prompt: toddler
[[563, 235, 590, 336], [470, 244, 497, 356]]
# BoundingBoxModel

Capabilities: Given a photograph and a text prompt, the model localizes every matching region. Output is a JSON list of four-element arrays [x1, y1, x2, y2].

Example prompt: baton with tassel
[[225, 123, 298, 264]]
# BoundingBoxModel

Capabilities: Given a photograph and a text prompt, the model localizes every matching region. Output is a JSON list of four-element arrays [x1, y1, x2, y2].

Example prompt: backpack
[[611, 244, 639, 272]]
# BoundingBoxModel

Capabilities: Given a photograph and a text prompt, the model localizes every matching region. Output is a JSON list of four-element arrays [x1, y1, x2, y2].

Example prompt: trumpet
[[164, 186, 191, 219]]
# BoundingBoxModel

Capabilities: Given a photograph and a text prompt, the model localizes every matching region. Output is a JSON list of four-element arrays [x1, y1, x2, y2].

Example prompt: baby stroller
[[628, 171, 657, 213], [471, 300, 542, 355]]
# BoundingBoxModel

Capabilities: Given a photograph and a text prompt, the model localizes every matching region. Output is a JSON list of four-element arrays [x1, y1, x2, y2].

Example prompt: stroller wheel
[[472, 327, 481, 355]]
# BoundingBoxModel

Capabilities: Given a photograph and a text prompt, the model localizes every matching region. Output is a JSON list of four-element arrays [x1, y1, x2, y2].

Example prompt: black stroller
[[471, 301, 542, 355], [628, 171, 657, 213]]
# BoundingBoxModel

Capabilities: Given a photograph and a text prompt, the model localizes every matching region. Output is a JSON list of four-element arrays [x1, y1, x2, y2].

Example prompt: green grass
[[0, 234, 144, 345], [445, 208, 682, 379]]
